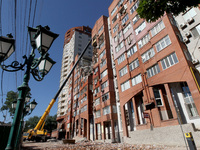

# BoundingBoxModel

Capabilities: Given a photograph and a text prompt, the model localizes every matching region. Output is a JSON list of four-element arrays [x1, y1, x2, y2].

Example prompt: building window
[[95, 110, 101, 118], [73, 111, 76, 117], [180, 82, 199, 118], [102, 92, 109, 102], [122, 14, 129, 25], [94, 67, 98, 74], [135, 21, 146, 35], [147, 63, 160, 78], [155, 35, 171, 52], [114, 32, 122, 42], [191, 24, 200, 39], [129, 58, 139, 71], [99, 41, 105, 49], [81, 105, 87, 113], [153, 88, 163, 106], [119, 66, 128, 77], [113, 24, 119, 33], [94, 98, 100, 106], [123, 23, 131, 34], [141, 47, 155, 62], [130, 1, 139, 14], [183, 8, 197, 22], [117, 54, 126, 64], [99, 49, 106, 59], [100, 69, 108, 79], [131, 74, 142, 86], [138, 34, 150, 49], [98, 26, 104, 34], [150, 21, 165, 37], [112, 14, 118, 24], [111, 6, 117, 16], [103, 106, 111, 115], [118, 0, 124, 6], [101, 81, 108, 90], [94, 87, 100, 95], [100, 59, 106, 68], [133, 14, 140, 24], [121, 80, 130, 92], [161, 52, 178, 70], [115, 41, 124, 53], [127, 45, 137, 58], [81, 95, 87, 104]]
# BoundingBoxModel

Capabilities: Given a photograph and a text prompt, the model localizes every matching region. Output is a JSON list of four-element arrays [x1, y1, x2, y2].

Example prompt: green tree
[[24, 116, 40, 131], [1, 91, 18, 118], [137, 0, 200, 22], [24, 115, 57, 133], [44, 115, 57, 133]]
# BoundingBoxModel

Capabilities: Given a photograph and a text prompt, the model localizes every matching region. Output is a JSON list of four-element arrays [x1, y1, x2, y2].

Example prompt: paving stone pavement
[[22, 140, 197, 150]]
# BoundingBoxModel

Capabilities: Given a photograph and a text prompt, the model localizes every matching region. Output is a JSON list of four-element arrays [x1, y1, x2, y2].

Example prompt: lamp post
[[0, 25, 58, 150], [12, 96, 37, 149], [12, 96, 38, 148]]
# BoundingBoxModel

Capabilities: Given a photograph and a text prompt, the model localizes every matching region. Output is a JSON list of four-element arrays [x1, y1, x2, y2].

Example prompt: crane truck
[[23, 40, 92, 142]]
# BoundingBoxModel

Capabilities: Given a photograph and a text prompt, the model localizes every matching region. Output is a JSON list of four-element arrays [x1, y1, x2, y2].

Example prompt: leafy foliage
[[24, 116, 40, 131], [24, 115, 57, 133], [1, 91, 18, 117], [137, 0, 200, 22]]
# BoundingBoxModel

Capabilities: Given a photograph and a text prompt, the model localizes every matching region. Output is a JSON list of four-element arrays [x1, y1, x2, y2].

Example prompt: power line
[[32, 0, 37, 27], [0, 0, 2, 35], [25, 0, 32, 56], [14, 0, 17, 89]]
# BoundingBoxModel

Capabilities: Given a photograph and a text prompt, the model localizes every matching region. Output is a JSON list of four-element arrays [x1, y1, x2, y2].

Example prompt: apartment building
[[174, 7, 200, 72], [108, 0, 200, 139], [55, 26, 93, 139], [92, 16, 118, 142]]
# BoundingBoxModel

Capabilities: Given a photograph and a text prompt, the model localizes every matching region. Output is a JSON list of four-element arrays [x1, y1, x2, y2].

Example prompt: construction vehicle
[[23, 40, 91, 142]]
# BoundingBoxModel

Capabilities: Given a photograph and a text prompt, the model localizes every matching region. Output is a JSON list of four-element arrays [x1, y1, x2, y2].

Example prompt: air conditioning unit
[[180, 23, 186, 29], [185, 32, 191, 38], [183, 37, 189, 43], [99, 78, 102, 82], [192, 59, 199, 65], [187, 18, 194, 24], [101, 89, 104, 93]]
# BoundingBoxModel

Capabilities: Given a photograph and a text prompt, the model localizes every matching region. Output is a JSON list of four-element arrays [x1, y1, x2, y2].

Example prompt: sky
[[0, 0, 113, 122]]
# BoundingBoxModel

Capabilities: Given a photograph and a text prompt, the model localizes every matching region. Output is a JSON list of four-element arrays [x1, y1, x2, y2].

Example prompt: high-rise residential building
[[92, 16, 118, 142], [108, 0, 200, 142], [56, 26, 92, 139], [174, 7, 200, 72]]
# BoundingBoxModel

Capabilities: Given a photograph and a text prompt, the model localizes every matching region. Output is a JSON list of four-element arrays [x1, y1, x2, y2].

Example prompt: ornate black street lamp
[[0, 25, 58, 150], [12, 96, 38, 149]]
